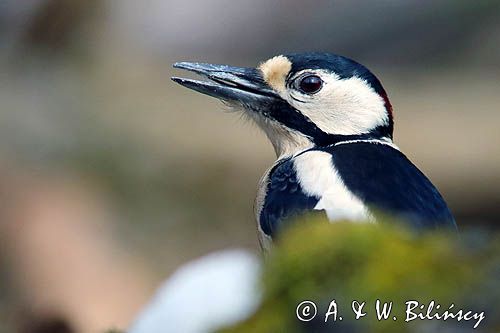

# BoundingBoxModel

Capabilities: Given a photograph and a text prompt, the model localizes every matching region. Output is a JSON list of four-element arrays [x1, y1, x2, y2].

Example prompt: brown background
[[0, 1, 499, 332]]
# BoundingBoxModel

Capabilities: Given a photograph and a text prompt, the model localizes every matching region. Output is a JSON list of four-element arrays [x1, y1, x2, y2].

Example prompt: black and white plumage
[[259, 141, 454, 238], [172, 52, 456, 250]]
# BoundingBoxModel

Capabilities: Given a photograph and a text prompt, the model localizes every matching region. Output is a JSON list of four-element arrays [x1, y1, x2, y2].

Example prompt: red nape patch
[[379, 91, 393, 118], [379, 90, 394, 135]]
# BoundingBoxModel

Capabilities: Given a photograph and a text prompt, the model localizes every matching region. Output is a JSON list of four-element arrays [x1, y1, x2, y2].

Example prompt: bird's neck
[[313, 124, 393, 147], [270, 123, 393, 159], [324, 133, 392, 145], [274, 132, 393, 160]]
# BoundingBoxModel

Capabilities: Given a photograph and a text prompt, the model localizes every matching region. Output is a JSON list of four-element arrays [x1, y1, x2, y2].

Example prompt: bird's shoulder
[[258, 156, 320, 238], [258, 142, 399, 237], [318, 140, 456, 229], [259, 140, 456, 237]]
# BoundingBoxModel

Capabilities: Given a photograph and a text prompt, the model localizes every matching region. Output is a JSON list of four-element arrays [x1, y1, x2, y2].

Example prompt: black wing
[[324, 142, 456, 230], [259, 157, 320, 238]]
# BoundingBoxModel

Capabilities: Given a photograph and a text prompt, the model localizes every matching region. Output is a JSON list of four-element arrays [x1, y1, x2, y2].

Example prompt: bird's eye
[[297, 75, 323, 94]]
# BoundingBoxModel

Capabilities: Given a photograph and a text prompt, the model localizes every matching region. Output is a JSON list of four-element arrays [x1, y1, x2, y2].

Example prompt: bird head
[[172, 53, 393, 157]]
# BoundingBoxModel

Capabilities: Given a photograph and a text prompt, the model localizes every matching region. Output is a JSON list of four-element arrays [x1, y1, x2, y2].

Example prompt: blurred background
[[0, 1, 499, 332]]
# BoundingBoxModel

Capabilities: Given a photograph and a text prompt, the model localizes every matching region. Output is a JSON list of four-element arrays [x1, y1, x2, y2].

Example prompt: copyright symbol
[[296, 300, 317, 321]]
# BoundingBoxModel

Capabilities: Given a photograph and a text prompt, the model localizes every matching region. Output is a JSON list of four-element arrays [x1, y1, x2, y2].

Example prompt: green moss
[[220, 216, 499, 333]]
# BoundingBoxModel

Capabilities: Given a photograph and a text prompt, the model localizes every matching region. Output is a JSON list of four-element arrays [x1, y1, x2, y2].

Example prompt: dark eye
[[298, 75, 323, 94]]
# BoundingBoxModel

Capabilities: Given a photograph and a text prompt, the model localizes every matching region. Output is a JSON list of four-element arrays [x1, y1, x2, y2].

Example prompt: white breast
[[293, 150, 373, 222]]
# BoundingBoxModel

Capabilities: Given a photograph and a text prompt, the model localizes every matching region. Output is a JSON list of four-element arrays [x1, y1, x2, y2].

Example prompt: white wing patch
[[293, 151, 373, 222]]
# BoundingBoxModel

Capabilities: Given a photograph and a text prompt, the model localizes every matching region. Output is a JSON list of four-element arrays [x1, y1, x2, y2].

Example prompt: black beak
[[172, 62, 278, 105]]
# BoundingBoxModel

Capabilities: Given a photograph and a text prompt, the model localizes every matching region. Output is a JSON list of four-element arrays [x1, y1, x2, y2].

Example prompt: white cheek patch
[[258, 55, 292, 93], [287, 70, 389, 135]]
